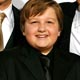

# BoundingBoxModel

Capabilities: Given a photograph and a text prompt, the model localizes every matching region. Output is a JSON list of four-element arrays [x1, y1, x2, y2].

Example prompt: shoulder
[[0, 44, 31, 62], [0, 46, 29, 72], [62, 51, 80, 66], [60, 50, 80, 71], [0, 46, 24, 63], [0, 46, 23, 78], [65, 53, 80, 79], [53, 49, 80, 80], [62, 50, 80, 60], [56, 48, 80, 65]]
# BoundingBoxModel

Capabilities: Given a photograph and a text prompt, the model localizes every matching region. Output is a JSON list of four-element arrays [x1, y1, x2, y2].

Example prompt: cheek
[[51, 31, 60, 38], [49, 27, 60, 36], [23, 29, 32, 37], [22, 26, 36, 37], [50, 29, 61, 42], [51, 31, 60, 44]]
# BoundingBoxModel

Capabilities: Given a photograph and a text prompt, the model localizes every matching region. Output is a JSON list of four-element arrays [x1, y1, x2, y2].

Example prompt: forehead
[[29, 7, 57, 19]]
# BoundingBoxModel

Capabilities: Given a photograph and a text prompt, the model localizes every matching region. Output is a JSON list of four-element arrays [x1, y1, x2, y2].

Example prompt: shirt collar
[[0, 3, 13, 20]]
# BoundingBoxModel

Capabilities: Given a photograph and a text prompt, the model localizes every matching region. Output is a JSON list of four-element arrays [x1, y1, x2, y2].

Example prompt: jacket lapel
[[18, 45, 45, 80], [5, 5, 23, 49]]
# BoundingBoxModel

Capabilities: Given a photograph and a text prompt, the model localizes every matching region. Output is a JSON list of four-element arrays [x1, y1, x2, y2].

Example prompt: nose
[[38, 23, 46, 32]]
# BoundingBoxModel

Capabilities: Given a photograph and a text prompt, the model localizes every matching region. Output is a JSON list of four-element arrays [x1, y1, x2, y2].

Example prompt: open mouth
[[36, 34, 48, 38]]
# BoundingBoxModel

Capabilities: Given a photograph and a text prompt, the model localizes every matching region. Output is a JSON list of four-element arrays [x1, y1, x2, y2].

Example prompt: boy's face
[[23, 7, 61, 55]]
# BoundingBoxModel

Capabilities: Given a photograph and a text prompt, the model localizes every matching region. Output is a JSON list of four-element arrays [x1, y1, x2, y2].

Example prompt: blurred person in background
[[59, 0, 80, 55], [0, 0, 24, 51]]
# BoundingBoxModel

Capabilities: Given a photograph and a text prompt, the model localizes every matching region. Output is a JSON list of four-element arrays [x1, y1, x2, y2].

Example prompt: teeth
[[36, 35, 47, 38]]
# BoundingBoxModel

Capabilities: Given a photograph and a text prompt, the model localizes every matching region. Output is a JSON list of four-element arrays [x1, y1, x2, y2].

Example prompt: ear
[[58, 31, 61, 37], [22, 32, 26, 36]]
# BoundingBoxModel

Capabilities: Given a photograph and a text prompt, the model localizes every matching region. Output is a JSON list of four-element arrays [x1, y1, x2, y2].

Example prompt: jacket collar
[[69, 1, 78, 18], [17, 44, 45, 80]]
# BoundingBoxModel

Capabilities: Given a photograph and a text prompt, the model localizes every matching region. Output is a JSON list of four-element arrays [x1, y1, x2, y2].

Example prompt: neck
[[41, 47, 53, 56]]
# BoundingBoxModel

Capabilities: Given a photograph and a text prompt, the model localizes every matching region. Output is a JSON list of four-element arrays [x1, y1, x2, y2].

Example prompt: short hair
[[20, 0, 63, 32]]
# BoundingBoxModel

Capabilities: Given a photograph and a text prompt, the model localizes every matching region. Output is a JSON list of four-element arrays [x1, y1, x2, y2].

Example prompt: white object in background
[[12, 0, 76, 10], [12, 0, 28, 9], [55, 0, 76, 3]]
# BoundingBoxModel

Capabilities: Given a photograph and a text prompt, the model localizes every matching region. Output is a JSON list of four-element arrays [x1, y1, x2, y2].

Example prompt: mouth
[[35, 34, 48, 38]]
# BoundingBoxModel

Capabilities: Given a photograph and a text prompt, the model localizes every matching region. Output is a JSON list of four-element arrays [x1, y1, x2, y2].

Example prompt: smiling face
[[23, 7, 61, 55]]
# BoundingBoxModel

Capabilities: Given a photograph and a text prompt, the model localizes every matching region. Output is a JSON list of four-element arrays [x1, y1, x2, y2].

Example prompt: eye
[[47, 21, 54, 24], [30, 21, 38, 24]]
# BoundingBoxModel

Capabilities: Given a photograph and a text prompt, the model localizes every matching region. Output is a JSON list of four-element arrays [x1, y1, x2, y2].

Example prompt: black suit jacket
[[58, 1, 78, 51], [4, 5, 24, 50], [0, 44, 80, 80]]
